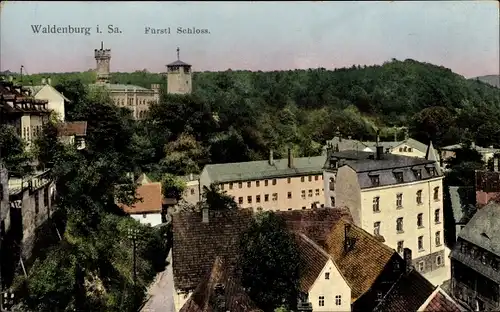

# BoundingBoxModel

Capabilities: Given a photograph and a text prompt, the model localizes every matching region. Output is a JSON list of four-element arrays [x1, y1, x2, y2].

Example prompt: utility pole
[[127, 228, 140, 285], [19, 65, 24, 83]]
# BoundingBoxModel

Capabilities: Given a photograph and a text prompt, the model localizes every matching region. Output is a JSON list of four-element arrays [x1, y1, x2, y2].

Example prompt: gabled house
[[417, 286, 464, 312], [58, 121, 87, 150], [26, 78, 70, 121], [179, 257, 262, 312], [475, 155, 500, 208], [295, 233, 351, 311], [118, 178, 163, 226], [172, 208, 253, 311]]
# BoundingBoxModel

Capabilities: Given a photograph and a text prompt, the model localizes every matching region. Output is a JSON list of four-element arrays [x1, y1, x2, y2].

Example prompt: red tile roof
[[423, 289, 463, 312], [58, 121, 87, 136], [118, 182, 162, 214], [172, 209, 253, 291], [325, 219, 397, 301], [276, 207, 352, 248], [179, 257, 262, 312], [294, 233, 330, 293]]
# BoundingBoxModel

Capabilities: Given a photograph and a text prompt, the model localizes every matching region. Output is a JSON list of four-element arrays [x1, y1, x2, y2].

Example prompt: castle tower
[[166, 47, 192, 94], [94, 41, 111, 84]]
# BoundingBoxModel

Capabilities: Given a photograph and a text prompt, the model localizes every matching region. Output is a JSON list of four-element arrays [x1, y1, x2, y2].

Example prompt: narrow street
[[140, 250, 175, 312]]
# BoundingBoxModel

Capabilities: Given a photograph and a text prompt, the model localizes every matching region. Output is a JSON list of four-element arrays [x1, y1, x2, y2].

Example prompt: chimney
[[288, 148, 294, 168], [189, 173, 194, 181], [376, 146, 384, 160], [269, 150, 274, 165], [343, 224, 351, 253], [403, 248, 412, 273], [376, 130, 380, 146], [202, 208, 209, 223], [41, 78, 46, 85], [214, 283, 226, 311]]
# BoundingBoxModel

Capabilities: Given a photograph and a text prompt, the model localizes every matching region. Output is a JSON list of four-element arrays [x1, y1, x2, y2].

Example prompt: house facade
[[475, 155, 500, 208], [179, 173, 200, 206], [450, 201, 500, 311], [325, 145, 448, 285], [26, 79, 69, 122], [200, 150, 325, 211]]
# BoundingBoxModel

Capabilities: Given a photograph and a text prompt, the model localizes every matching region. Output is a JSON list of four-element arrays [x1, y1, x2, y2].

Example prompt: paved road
[[141, 251, 175, 312]]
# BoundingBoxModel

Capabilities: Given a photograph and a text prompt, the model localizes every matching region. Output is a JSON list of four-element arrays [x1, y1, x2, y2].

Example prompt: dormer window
[[370, 174, 380, 186], [394, 171, 404, 183], [413, 169, 422, 180], [329, 157, 338, 169]]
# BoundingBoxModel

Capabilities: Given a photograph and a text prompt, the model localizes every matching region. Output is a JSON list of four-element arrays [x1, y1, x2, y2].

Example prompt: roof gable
[[458, 201, 500, 257], [325, 219, 396, 300], [418, 287, 464, 312], [172, 209, 253, 291], [118, 182, 162, 214], [28, 84, 71, 102], [179, 257, 262, 312]]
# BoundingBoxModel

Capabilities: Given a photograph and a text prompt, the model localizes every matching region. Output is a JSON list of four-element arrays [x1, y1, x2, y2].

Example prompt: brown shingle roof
[[423, 289, 463, 312], [172, 209, 253, 291], [58, 121, 87, 136], [119, 182, 163, 214], [294, 233, 330, 293], [179, 257, 262, 312], [276, 207, 352, 248], [373, 269, 435, 312], [325, 219, 396, 301]]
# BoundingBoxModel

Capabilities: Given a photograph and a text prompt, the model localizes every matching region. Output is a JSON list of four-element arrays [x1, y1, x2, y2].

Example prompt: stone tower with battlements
[[166, 47, 192, 94], [94, 41, 111, 84]]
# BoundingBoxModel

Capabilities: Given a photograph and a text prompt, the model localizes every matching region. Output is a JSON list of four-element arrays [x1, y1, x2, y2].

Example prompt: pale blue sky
[[1, 1, 498, 77]]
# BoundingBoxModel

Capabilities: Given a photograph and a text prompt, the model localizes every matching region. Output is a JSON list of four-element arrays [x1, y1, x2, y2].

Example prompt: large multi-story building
[[324, 143, 448, 285], [199, 150, 325, 211], [450, 201, 500, 311], [91, 42, 160, 120]]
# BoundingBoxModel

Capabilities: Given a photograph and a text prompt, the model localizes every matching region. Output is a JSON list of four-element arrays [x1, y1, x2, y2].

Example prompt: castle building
[[91, 42, 160, 120], [166, 47, 192, 95]]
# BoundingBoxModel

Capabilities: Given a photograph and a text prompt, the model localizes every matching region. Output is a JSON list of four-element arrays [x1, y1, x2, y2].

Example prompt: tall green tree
[[239, 212, 300, 312]]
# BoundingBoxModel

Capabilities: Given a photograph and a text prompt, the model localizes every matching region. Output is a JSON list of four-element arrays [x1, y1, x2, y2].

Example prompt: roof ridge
[[297, 232, 330, 259]]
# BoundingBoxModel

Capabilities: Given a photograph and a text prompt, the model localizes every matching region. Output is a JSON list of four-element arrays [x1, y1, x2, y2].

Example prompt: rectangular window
[[315, 175, 319, 181], [329, 177, 335, 191], [272, 193, 278, 201], [435, 231, 441, 246], [256, 195, 261, 203], [35, 191, 39, 214], [238, 182, 242, 189], [397, 241, 404, 254], [335, 295, 341, 306], [43, 187, 49, 207], [417, 213, 423, 227], [374, 222, 381, 236], [301, 177, 305, 182], [264, 194, 269, 202], [434, 187, 440, 201], [308, 189, 313, 197], [287, 178, 291, 184], [272, 179, 277, 185], [308, 176, 312, 182], [434, 209, 440, 223], [416, 190, 423, 204], [221, 183, 225, 190], [238, 197, 243, 204], [373, 197, 380, 212], [319, 296, 325, 307], [247, 196, 252, 204], [265, 180, 269, 186], [143, 213, 147, 218], [229, 183, 233, 190], [330, 196, 335, 207], [418, 236, 424, 251], [394, 172, 404, 183], [370, 175, 380, 186], [301, 190, 306, 199], [396, 193, 403, 208], [256, 181, 260, 187], [397, 217, 404, 233], [418, 261, 425, 272], [325, 272, 330, 280], [315, 189, 320, 196], [247, 181, 251, 188], [287, 192, 292, 199]]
